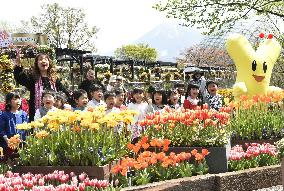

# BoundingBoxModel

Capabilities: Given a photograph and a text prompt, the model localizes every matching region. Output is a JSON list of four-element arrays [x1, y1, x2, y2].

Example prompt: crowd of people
[[0, 53, 224, 157]]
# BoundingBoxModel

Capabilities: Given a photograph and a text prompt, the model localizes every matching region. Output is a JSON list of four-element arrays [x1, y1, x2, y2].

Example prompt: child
[[147, 89, 167, 113], [174, 82, 185, 104], [34, 91, 57, 120], [73, 89, 89, 111], [127, 88, 149, 140], [205, 80, 224, 111], [54, 93, 72, 110], [0, 92, 28, 158], [183, 83, 202, 110], [167, 89, 181, 109], [104, 92, 120, 114], [114, 89, 127, 110], [87, 84, 106, 109]]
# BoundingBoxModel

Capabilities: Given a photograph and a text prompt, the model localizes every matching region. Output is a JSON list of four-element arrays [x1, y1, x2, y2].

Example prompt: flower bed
[[111, 137, 209, 188], [228, 143, 279, 171], [162, 146, 228, 174], [230, 93, 284, 141], [14, 107, 135, 166], [140, 106, 231, 147], [8, 107, 135, 180], [0, 170, 113, 191]]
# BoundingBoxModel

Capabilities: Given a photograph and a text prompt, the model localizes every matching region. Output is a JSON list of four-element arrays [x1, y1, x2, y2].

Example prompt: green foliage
[[271, 34, 284, 88], [30, 3, 98, 51], [230, 101, 284, 140], [154, 0, 284, 34], [0, 163, 11, 174], [276, 138, 284, 158], [115, 44, 158, 62]]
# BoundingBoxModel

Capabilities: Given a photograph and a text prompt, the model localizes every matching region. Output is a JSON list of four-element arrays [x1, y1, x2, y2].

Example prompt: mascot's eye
[[252, 60, 257, 71], [263, 62, 267, 73]]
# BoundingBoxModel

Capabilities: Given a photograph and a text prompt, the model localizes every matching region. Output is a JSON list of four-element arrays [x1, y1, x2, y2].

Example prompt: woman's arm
[[13, 66, 33, 90]]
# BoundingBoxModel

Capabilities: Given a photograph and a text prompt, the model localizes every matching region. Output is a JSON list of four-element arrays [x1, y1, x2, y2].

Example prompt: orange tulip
[[163, 145, 169, 152], [202, 149, 209, 156], [133, 146, 141, 154], [127, 143, 134, 151], [156, 139, 163, 148], [185, 153, 191, 160], [195, 153, 204, 161], [121, 167, 128, 176], [191, 149, 198, 156], [134, 162, 142, 170], [240, 95, 248, 101], [142, 143, 150, 150], [163, 139, 171, 147], [141, 136, 149, 144], [149, 157, 157, 164], [150, 139, 158, 147], [141, 162, 148, 169], [111, 165, 122, 174], [156, 152, 166, 162]]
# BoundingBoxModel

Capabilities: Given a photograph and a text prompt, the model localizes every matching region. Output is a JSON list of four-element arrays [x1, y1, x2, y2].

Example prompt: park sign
[[0, 31, 48, 47], [11, 33, 48, 46]]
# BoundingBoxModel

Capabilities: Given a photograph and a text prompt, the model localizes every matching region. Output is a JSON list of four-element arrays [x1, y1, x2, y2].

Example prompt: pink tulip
[[60, 175, 69, 183], [78, 173, 86, 181], [79, 183, 85, 191], [38, 178, 45, 186], [70, 172, 75, 177]]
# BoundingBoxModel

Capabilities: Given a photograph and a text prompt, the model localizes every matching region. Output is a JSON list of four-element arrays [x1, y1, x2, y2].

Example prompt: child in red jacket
[[183, 83, 202, 110]]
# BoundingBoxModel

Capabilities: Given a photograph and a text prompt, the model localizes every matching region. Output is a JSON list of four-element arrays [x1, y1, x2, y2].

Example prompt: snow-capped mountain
[[134, 22, 203, 62]]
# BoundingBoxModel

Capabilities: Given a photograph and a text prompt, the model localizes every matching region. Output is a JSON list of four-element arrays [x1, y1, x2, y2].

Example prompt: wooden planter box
[[231, 139, 280, 147], [12, 161, 120, 180], [160, 147, 229, 174]]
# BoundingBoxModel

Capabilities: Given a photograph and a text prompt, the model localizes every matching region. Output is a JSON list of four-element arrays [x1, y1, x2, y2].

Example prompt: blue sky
[[0, 0, 169, 54]]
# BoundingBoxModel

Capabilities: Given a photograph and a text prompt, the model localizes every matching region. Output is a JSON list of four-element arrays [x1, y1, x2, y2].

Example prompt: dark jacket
[[14, 66, 68, 121], [0, 110, 28, 148]]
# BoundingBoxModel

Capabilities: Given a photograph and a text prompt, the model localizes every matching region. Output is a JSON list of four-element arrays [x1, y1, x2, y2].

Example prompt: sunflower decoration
[[0, 55, 15, 94]]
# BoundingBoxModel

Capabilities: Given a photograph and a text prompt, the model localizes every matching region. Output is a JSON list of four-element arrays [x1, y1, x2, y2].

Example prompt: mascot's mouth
[[252, 75, 265, 82]]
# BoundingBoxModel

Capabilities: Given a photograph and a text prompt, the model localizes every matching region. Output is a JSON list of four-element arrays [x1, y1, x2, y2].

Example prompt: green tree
[[0, 20, 33, 33], [30, 3, 98, 51], [154, 0, 284, 34], [115, 43, 158, 62]]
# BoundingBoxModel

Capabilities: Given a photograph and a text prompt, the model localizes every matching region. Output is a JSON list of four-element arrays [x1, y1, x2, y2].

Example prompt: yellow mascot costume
[[226, 33, 282, 101]]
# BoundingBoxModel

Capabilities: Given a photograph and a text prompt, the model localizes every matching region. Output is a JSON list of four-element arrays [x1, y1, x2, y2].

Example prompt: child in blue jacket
[[0, 92, 28, 158]]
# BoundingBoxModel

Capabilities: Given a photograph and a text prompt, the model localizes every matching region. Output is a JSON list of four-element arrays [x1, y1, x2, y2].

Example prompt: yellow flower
[[224, 98, 230, 105], [106, 120, 118, 128], [123, 115, 134, 125], [16, 123, 31, 130], [35, 130, 49, 139], [89, 123, 100, 130], [47, 121, 60, 131]]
